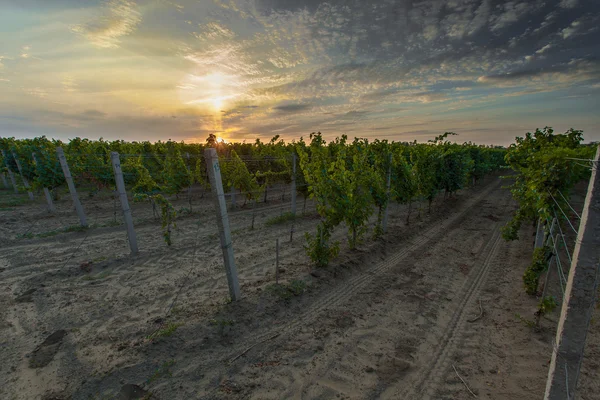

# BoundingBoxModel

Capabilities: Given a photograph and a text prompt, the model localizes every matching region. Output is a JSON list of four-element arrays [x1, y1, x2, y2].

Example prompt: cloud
[[272, 103, 312, 113], [561, 19, 582, 39], [3, 0, 600, 145], [535, 44, 553, 55], [71, 0, 141, 48], [490, 2, 535, 32], [559, 0, 578, 8], [81, 109, 107, 118]]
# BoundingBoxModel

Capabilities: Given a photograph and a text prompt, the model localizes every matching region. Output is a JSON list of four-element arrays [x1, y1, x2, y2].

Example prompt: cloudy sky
[[1, 0, 599, 145]]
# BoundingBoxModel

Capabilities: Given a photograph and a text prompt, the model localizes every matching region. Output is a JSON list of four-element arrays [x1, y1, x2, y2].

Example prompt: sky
[[0, 0, 599, 146]]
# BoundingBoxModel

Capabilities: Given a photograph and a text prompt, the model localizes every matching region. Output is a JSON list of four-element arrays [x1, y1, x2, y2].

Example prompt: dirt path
[[212, 177, 512, 399], [1, 176, 599, 400]]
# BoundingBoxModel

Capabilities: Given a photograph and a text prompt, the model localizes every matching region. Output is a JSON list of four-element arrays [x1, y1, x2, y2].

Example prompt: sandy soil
[[0, 176, 598, 400]]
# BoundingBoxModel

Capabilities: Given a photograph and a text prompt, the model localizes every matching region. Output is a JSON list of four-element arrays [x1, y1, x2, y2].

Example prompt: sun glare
[[178, 72, 241, 112]]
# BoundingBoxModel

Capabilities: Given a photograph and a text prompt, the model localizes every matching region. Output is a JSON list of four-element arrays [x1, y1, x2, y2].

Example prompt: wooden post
[[291, 153, 297, 215], [382, 153, 393, 233], [11, 151, 34, 200], [56, 147, 87, 227], [1, 172, 7, 189], [110, 152, 138, 255], [2, 150, 18, 194], [275, 238, 280, 284], [204, 148, 241, 301], [544, 145, 600, 399], [32, 153, 56, 212]]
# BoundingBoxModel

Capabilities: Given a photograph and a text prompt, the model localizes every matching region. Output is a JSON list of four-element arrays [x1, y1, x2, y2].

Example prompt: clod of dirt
[[79, 262, 92, 273], [117, 384, 149, 400], [365, 366, 375, 373], [15, 288, 37, 303], [41, 392, 71, 400], [29, 330, 67, 368], [310, 270, 323, 278]]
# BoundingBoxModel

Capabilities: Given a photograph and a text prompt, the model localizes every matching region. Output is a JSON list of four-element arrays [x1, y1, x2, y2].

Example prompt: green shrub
[[523, 246, 551, 295]]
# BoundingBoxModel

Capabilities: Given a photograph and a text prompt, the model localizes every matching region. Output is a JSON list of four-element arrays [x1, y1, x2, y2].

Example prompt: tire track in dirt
[[265, 185, 510, 399], [215, 178, 504, 371], [387, 187, 513, 400]]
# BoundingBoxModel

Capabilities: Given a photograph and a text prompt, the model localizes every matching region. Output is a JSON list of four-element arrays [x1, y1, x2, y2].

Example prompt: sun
[[211, 97, 224, 111], [178, 72, 240, 112]]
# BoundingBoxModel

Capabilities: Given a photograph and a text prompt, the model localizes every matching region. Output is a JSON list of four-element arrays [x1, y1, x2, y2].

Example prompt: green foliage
[[134, 193, 176, 245], [162, 148, 192, 195], [146, 322, 181, 341], [537, 296, 558, 316], [304, 223, 340, 268], [523, 245, 552, 295], [146, 360, 176, 385], [65, 137, 114, 190], [209, 318, 235, 336], [265, 211, 296, 226], [124, 156, 160, 195], [515, 313, 537, 328], [502, 127, 594, 240], [266, 279, 307, 301], [2, 133, 506, 268], [220, 149, 263, 203]]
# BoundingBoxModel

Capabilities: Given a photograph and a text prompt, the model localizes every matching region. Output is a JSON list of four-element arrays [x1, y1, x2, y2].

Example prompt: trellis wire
[[548, 193, 578, 234], [552, 208, 573, 263]]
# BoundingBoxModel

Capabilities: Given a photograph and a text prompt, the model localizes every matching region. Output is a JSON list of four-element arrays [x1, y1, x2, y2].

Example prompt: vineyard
[[0, 133, 505, 264], [0, 130, 598, 399]]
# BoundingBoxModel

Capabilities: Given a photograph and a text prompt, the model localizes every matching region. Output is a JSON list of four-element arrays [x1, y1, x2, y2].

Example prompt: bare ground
[[0, 176, 598, 400]]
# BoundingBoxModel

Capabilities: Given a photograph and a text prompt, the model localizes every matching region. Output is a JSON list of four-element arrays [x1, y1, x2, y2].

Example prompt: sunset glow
[[0, 1, 599, 145]]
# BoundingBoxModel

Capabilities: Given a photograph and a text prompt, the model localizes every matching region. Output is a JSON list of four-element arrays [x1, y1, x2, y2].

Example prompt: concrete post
[[205, 148, 241, 301], [544, 145, 600, 399], [291, 153, 297, 215], [56, 147, 87, 227], [11, 151, 34, 200], [535, 218, 545, 248], [275, 238, 280, 284], [110, 152, 138, 255], [382, 153, 393, 233], [32, 153, 56, 212]]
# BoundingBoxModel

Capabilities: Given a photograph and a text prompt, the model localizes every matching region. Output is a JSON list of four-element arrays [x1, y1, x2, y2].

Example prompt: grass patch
[[265, 279, 307, 301], [146, 359, 176, 385], [0, 198, 28, 208], [210, 318, 235, 336], [17, 224, 89, 240], [265, 212, 296, 226], [515, 313, 536, 328], [91, 220, 122, 229], [17, 232, 35, 239], [82, 271, 111, 281], [64, 225, 88, 233], [146, 322, 182, 341]]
